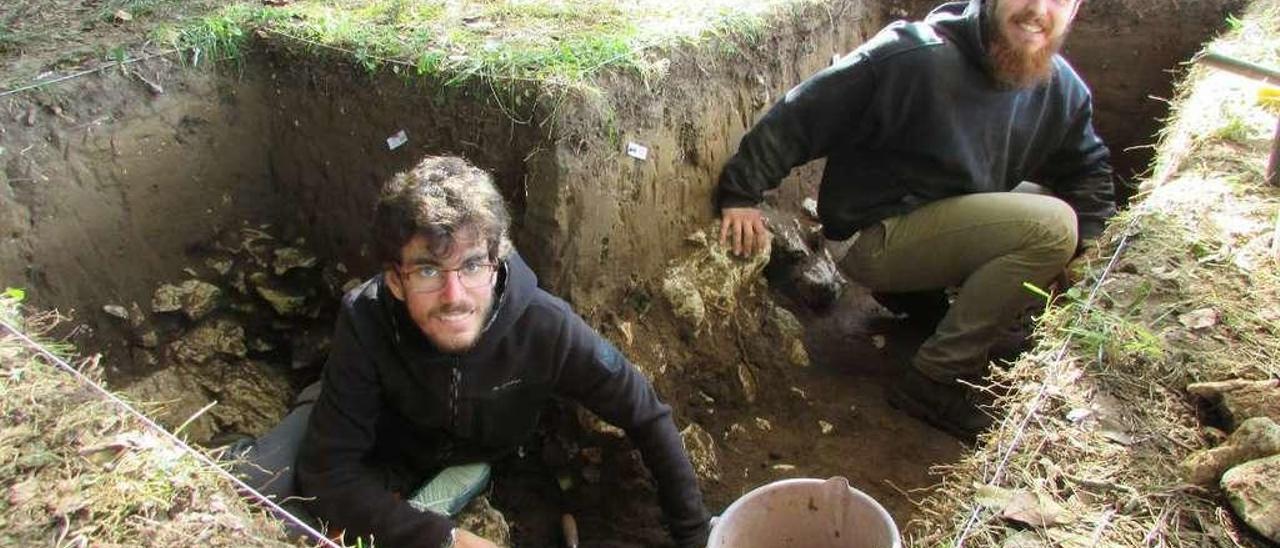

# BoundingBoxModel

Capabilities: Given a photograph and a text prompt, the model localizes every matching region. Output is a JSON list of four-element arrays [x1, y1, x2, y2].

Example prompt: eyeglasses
[[396, 260, 497, 293]]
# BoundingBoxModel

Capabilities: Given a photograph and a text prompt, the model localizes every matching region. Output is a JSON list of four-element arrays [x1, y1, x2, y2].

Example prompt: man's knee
[[1025, 196, 1078, 264]]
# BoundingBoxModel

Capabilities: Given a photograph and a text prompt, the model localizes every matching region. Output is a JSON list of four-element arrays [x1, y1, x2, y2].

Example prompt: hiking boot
[[888, 368, 993, 440]]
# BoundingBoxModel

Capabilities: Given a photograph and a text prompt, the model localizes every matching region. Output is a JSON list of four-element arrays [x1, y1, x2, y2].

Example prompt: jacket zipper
[[448, 358, 462, 429]]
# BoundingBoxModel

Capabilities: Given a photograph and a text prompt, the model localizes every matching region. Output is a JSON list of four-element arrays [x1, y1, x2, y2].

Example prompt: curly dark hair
[[373, 156, 512, 266]]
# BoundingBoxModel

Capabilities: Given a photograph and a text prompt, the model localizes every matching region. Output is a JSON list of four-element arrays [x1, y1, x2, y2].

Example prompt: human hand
[[719, 207, 770, 257], [453, 529, 500, 548]]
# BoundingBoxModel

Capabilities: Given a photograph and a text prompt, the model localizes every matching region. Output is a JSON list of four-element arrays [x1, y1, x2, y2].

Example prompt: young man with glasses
[[241, 156, 709, 548]]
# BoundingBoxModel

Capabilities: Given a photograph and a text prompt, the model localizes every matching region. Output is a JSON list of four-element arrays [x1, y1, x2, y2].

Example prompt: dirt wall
[[263, 50, 550, 279], [0, 59, 277, 338], [536, 0, 887, 312]]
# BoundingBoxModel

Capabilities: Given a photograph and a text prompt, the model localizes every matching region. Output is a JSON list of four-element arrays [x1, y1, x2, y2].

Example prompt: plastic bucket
[[707, 476, 902, 548]]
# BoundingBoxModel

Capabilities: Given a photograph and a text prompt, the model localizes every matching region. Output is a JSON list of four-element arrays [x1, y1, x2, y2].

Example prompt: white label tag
[[626, 142, 648, 161], [386, 130, 409, 150]]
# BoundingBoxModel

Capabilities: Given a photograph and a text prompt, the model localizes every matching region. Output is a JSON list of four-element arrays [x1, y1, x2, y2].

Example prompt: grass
[[908, 1, 1280, 546], [0, 293, 297, 546], [168, 0, 805, 89]]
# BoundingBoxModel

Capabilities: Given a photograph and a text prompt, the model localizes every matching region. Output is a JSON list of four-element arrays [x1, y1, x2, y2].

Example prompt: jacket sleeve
[[717, 52, 877, 209], [552, 309, 710, 548], [1041, 98, 1117, 243], [296, 306, 454, 548]]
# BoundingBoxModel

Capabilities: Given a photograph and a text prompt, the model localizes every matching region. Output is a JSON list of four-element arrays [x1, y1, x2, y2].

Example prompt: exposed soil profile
[[0, 0, 1249, 545]]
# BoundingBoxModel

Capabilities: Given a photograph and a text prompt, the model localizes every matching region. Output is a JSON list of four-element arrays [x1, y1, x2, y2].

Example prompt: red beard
[[988, 11, 1064, 88]]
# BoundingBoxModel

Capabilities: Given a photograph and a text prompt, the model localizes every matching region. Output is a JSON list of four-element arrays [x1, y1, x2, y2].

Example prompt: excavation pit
[[0, 0, 1244, 545]]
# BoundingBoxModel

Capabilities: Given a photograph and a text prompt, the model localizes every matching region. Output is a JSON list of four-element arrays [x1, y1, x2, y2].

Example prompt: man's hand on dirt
[[719, 207, 770, 257], [453, 529, 500, 548]]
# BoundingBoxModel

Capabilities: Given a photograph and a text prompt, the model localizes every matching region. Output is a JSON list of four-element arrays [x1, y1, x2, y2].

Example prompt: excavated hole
[[0, 0, 1241, 544]]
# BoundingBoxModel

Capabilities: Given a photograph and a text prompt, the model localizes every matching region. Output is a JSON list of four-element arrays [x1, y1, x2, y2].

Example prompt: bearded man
[[715, 0, 1115, 439]]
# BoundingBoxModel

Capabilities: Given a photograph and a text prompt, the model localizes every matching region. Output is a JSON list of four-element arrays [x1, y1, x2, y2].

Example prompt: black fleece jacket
[[296, 253, 709, 547], [718, 0, 1116, 242]]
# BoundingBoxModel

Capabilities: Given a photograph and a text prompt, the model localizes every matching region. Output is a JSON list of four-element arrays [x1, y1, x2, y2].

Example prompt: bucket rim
[[707, 476, 902, 547]]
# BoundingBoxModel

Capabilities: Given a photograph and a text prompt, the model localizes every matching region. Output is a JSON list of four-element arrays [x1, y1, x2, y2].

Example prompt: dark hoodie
[[717, 0, 1116, 242], [296, 253, 709, 547]]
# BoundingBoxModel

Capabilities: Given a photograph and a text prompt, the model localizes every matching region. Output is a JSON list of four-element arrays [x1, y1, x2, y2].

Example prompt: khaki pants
[[839, 192, 1077, 382]]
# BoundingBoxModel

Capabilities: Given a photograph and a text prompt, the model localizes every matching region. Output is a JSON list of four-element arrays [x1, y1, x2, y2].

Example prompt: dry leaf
[[1001, 490, 1074, 527], [975, 484, 1075, 528]]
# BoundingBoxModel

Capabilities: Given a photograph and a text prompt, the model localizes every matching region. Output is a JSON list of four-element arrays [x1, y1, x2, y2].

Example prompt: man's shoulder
[[855, 20, 948, 64], [1050, 55, 1094, 105]]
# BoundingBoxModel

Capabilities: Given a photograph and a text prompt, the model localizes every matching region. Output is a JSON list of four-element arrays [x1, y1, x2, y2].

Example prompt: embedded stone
[[1187, 379, 1280, 431], [737, 362, 758, 403], [152, 280, 221, 320], [1181, 417, 1280, 485], [272, 246, 318, 275], [801, 198, 819, 221], [1222, 453, 1280, 542], [254, 284, 309, 317], [791, 252, 848, 310], [680, 422, 721, 482], [102, 304, 129, 320], [169, 318, 247, 365], [661, 275, 706, 331]]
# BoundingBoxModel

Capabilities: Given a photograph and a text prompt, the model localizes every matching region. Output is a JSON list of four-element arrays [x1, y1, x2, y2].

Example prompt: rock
[[801, 198, 819, 221], [205, 257, 234, 276], [455, 495, 511, 547], [661, 225, 770, 334], [152, 280, 221, 320], [190, 359, 291, 438], [661, 275, 705, 331], [787, 338, 810, 368], [737, 363, 757, 403], [766, 303, 810, 368], [1222, 453, 1280, 542], [765, 220, 812, 276], [1178, 307, 1218, 330], [102, 304, 129, 320], [124, 368, 219, 443], [790, 251, 848, 311], [253, 283, 309, 317], [168, 318, 248, 365], [1187, 378, 1280, 431], [272, 246, 318, 275], [1181, 417, 1280, 485], [680, 423, 721, 482], [766, 302, 803, 339], [576, 407, 625, 439]]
